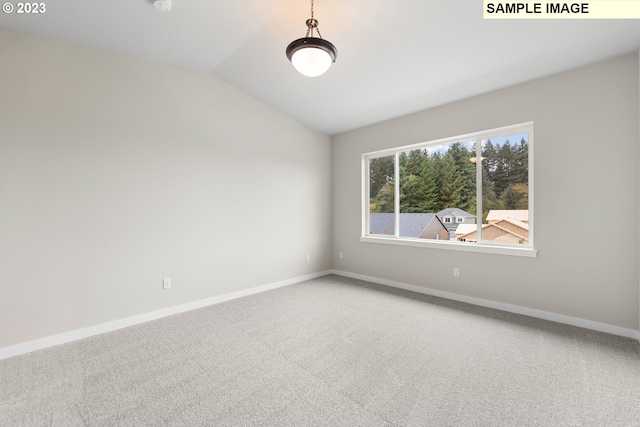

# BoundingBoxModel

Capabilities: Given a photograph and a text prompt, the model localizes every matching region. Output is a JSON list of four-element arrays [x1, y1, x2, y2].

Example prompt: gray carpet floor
[[1, 274, 639, 426]]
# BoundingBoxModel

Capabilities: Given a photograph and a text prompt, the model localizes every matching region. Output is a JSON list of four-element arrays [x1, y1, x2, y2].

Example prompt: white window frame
[[361, 122, 536, 258]]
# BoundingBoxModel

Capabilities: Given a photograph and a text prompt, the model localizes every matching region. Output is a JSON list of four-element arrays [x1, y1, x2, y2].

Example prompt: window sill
[[360, 236, 537, 257]]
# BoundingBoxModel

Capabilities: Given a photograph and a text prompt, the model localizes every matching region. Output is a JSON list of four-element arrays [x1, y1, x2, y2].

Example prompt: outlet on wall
[[453, 268, 460, 277], [339, 252, 344, 259], [162, 278, 171, 289], [306, 255, 310, 262]]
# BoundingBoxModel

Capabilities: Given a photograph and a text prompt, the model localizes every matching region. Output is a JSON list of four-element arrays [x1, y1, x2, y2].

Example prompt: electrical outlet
[[162, 278, 171, 289], [339, 252, 344, 259], [306, 255, 311, 262], [453, 268, 460, 277]]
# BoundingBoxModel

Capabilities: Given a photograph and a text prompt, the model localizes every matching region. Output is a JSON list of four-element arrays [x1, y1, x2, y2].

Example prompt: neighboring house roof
[[456, 218, 529, 243], [486, 210, 528, 223], [455, 224, 478, 236], [497, 218, 529, 231], [370, 213, 448, 239], [436, 208, 476, 219]]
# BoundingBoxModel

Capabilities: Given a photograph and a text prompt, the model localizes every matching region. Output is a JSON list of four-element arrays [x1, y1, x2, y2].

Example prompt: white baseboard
[[330, 270, 640, 342], [0, 270, 332, 361], [2, 268, 637, 360]]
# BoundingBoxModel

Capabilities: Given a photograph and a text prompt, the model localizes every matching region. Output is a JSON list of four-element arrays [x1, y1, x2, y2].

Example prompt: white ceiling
[[1, 0, 639, 135]]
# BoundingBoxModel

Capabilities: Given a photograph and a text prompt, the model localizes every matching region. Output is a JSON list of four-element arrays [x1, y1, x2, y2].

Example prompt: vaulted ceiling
[[2, 0, 639, 134]]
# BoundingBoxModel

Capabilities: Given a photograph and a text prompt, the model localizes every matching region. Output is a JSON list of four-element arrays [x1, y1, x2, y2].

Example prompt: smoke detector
[[153, 0, 172, 12]]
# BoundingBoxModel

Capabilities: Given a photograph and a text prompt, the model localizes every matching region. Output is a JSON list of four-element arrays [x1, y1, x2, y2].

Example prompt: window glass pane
[[369, 156, 395, 236], [398, 141, 477, 241], [477, 132, 529, 245], [363, 123, 533, 250]]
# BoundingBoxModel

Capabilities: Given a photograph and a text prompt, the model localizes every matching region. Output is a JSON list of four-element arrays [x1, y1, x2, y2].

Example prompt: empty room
[[1, 1, 639, 425]]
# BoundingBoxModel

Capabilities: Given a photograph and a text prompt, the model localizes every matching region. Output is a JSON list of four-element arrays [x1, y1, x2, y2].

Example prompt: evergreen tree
[[429, 152, 445, 212], [500, 185, 526, 210], [482, 140, 498, 173], [404, 149, 426, 176], [493, 141, 514, 198], [479, 137, 529, 218], [370, 181, 395, 213], [400, 173, 425, 213], [448, 142, 476, 213], [399, 150, 428, 213], [501, 185, 520, 209], [420, 156, 440, 213], [511, 138, 528, 184], [369, 156, 394, 201], [439, 153, 463, 210], [481, 165, 502, 221]]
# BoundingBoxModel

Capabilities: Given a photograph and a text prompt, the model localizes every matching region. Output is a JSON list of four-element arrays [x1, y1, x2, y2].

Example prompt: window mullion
[[362, 156, 369, 238], [476, 139, 483, 243], [394, 151, 400, 237]]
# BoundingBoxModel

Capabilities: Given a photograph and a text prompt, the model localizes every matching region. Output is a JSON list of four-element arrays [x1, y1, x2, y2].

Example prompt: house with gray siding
[[435, 208, 476, 236]]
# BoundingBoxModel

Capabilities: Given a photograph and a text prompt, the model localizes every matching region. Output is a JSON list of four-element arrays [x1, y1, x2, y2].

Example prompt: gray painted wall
[[0, 29, 332, 348], [332, 53, 640, 331], [1, 29, 638, 350]]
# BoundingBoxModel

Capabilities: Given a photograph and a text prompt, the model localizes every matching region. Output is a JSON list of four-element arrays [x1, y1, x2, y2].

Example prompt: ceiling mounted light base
[[153, 0, 172, 12], [286, 1, 337, 77]]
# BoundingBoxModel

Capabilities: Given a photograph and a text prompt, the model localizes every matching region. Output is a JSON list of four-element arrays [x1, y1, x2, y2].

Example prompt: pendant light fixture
[[286, 0, 337, 77]]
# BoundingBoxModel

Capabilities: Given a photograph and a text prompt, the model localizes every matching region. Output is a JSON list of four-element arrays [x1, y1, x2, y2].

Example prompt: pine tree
[[404, 149, 426, 176], [448, 142, 476, 213], [420, 157, 440, 212], [512, 138, 528, 185], [482, 140, 498, 190], [494, 141, 515, 197], [369, 156, 394, 201], [481, 165, 502, 221], [501, 185, 520, 209], [400, 170, 425, 213], [439, 153, 463, 210], [399, 150, 428, 213]]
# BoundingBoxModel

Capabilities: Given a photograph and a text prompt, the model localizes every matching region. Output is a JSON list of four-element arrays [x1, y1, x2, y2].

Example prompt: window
[[362, 123, 535, 257]]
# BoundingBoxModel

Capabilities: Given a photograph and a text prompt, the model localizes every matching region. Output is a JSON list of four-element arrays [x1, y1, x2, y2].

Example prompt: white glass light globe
[[291, 47, 333, 77]]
